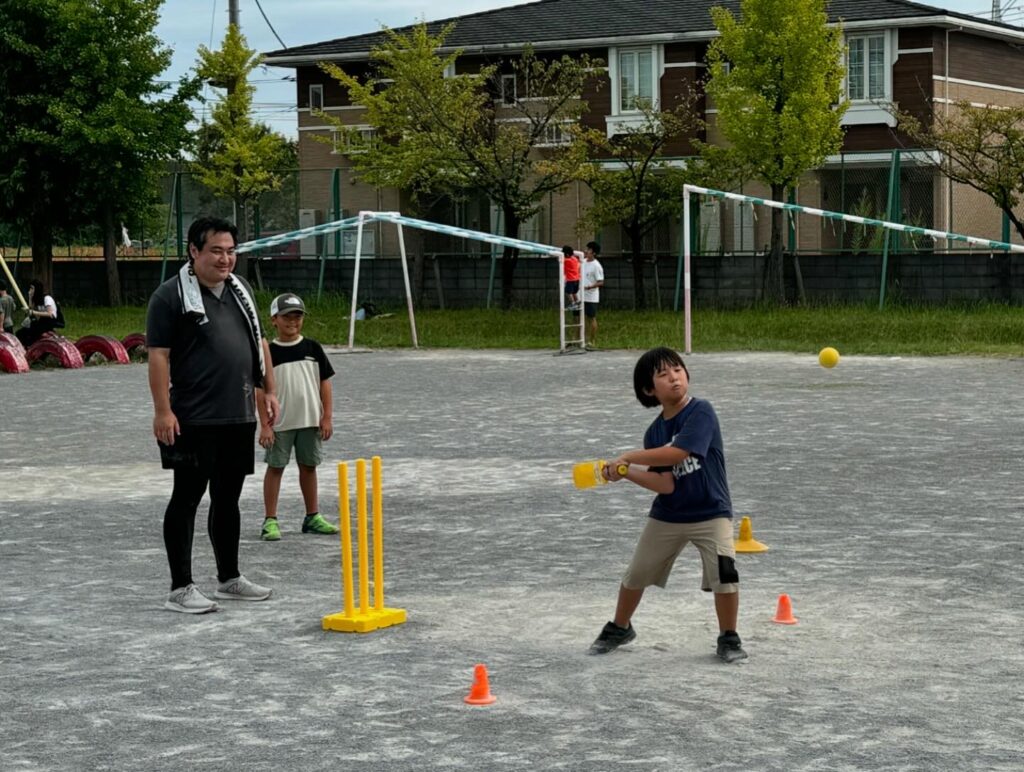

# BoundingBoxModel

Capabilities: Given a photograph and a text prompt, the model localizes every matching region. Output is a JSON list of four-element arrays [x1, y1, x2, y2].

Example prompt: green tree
[[64, 1, 196, 304], [0, 0, 194, 298], [703, 0, 847, 303], [323, 23, 599, 309], [195, 24, 293, 278], [578, 100, 704, 309], [899, 101, 1024, 240]]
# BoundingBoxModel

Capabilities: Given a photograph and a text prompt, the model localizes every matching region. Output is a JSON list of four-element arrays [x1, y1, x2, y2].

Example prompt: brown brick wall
[[949, 33, 1024, 90]]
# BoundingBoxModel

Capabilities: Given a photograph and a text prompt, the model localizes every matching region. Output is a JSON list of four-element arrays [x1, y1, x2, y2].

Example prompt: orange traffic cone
[[464, 663, 497, 705], [734, 516, 768, 553], [772, 593, 798, 624]]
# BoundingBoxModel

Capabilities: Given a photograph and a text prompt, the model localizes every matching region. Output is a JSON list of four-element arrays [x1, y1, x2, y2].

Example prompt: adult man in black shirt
[[147, 217, 281, 614]]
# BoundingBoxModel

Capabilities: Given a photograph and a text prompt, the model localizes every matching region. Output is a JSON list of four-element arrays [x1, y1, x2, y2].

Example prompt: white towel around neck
[[177, 262, 265, 377]]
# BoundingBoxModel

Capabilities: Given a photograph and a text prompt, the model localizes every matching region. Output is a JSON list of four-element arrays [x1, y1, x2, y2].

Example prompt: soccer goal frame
[[238, 211, 582, 351], [681, 184, 1024, 354]]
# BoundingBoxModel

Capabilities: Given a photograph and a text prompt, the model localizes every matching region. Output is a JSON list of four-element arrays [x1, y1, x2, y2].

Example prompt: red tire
[[121, 332, 147, 359], [25, 335, 85, 369], [0, 331, 24, 354], [0, 340, 30, 373], [75, 334, 130, 365]]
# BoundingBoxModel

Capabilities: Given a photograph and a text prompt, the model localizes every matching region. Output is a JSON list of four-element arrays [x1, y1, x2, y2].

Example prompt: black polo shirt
[[146, 275, 263, 426]]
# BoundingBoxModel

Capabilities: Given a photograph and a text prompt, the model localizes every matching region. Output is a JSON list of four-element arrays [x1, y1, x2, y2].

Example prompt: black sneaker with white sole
[[716, 630, 748, 663], [588, 621, 637, 654]]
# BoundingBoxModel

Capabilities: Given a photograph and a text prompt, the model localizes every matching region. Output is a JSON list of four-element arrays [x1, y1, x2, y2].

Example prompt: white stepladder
[[556, 249, 587, 355]]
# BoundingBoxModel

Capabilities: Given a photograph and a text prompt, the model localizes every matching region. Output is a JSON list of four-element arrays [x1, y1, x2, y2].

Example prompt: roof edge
[[263, 14, 1024, 68]]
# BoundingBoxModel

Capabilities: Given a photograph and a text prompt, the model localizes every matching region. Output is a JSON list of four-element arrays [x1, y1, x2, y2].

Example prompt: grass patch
[[61, 295, 1024, 356]]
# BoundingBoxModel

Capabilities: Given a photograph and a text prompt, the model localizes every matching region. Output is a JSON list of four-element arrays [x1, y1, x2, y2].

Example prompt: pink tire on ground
[[121, 332, 147, 359], [25, 334, 85, 369], [0, 330, 25, 353], [0, 339, 29, 373], [75, 335, 130, 364]]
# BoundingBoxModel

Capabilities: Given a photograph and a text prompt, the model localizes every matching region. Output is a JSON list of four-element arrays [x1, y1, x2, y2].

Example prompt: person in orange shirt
[[562, 245, 580, 310]]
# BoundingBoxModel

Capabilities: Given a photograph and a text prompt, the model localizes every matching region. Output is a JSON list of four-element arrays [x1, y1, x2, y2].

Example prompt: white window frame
[[331, 125, 376, 155], [500, 74, 517, 105], [612, 45, 661, 114], [606, 44, 662, 137], [733, 201, 755, 253], [842, 30, 897, 127], [309, 84, 324, 112], [534, 121, 572, 148]]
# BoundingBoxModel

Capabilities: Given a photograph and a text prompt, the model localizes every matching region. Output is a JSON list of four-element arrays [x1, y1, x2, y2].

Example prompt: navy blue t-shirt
[[644, 397, 732, 523]]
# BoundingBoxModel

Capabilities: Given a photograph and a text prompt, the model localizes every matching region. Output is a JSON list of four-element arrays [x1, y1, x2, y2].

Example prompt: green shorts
[[265, 426, 323, 468]]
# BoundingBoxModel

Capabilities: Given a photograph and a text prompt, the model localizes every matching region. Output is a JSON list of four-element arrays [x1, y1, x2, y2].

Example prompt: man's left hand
[[264, 393, 281, 426]]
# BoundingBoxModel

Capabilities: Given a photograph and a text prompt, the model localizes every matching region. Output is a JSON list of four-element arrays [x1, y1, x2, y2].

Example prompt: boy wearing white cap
[[257, 293, 338, 540]]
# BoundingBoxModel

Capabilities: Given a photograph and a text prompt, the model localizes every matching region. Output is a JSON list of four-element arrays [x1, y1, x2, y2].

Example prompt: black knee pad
[[718, 555, 739, 584]]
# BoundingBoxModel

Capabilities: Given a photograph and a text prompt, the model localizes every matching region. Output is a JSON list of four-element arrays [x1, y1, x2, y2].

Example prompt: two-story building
[[264, 0, 1024, 304]]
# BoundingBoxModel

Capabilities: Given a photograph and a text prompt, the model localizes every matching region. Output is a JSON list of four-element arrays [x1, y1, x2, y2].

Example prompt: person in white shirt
[[16, 279, 58, 346], [576, 241, 604, 348]]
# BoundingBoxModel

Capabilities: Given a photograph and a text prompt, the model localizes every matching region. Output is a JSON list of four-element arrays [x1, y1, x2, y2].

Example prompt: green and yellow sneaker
[[302, 513, 339, 535], [261, 518, 281, 541]]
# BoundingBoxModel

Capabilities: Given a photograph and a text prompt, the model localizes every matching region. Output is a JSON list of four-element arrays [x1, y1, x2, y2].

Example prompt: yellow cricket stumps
[[323, 456, 407, 633]]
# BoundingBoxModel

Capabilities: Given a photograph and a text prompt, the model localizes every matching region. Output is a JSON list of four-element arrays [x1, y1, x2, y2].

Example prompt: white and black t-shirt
[[269, 336, 335, 432]]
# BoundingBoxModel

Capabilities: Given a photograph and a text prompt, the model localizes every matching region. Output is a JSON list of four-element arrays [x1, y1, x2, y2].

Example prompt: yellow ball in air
[[818, 347, 840, 368]]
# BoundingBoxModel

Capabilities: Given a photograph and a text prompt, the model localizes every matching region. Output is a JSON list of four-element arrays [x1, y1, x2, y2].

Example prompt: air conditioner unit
[[298, 208, 320, 259]]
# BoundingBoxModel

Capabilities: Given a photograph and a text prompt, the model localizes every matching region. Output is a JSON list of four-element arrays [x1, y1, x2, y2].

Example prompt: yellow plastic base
[[734, 515, 769, 553], [322, 607, 407, 633], [735, 537, 769, 553]]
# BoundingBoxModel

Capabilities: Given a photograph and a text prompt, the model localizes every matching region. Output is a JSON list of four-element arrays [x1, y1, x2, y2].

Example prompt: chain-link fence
[[3, 153, 1023, 308]]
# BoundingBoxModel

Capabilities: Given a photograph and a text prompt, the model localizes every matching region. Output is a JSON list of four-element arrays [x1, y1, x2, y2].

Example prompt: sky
[[154, 0, 1015, 139]]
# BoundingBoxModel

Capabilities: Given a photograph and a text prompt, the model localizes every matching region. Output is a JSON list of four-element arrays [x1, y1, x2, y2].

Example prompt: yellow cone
[[734, 516, 768, 553]]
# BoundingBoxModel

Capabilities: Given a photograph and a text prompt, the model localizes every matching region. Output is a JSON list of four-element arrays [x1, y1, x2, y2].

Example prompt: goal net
[[681, 184, 1024, 354], [238, 211, 582, 351]]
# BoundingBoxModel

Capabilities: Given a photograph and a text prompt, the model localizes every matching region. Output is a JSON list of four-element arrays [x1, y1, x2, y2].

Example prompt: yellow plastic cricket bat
[[572, 460, 629, 489]]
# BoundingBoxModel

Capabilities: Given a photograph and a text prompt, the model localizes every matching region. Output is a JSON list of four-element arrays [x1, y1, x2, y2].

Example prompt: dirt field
[[2, 349, 1022, 770]]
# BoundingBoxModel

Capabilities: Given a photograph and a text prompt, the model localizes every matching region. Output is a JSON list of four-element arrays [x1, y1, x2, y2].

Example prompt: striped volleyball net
[[238, 211, 584, 351], [681, 184, 1024, 354]]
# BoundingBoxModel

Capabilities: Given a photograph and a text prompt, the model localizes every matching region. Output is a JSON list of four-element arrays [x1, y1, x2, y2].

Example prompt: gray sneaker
[[588, 621, 637, 654], [165, 583, 218, 614], [716, 631, 749, 663], [214, 574, 272, 602]]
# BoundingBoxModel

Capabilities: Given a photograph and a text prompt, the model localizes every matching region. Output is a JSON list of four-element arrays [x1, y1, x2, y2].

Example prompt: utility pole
[[227, 0, 243, 255]]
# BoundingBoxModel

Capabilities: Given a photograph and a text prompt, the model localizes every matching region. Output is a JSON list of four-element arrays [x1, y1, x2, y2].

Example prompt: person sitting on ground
[[16, 280, 59, 347], [257, 292, 339, 541]]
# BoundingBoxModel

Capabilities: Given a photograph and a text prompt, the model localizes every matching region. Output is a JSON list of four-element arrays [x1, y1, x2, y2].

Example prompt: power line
[[253, 0, 286, 48]]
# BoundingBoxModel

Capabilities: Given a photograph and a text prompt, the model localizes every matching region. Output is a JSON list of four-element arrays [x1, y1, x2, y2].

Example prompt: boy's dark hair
[[633, 347, 689, 408], [0, 278, 7, 291], [187, 216, 238, 253], [562, 245, 575, 257], [586, 241, 601, 255]]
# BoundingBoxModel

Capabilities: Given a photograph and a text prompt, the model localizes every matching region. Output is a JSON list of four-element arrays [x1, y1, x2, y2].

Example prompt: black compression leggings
[[163, 465, 245, 589]]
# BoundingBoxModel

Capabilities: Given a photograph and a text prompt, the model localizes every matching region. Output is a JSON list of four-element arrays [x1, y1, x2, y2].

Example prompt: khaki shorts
[[622, 516, 739, 594], [265, 427, 323, 468]]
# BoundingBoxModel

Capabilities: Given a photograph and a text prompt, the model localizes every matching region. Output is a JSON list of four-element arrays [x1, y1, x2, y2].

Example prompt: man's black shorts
[[159, 422, 256, 476]]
